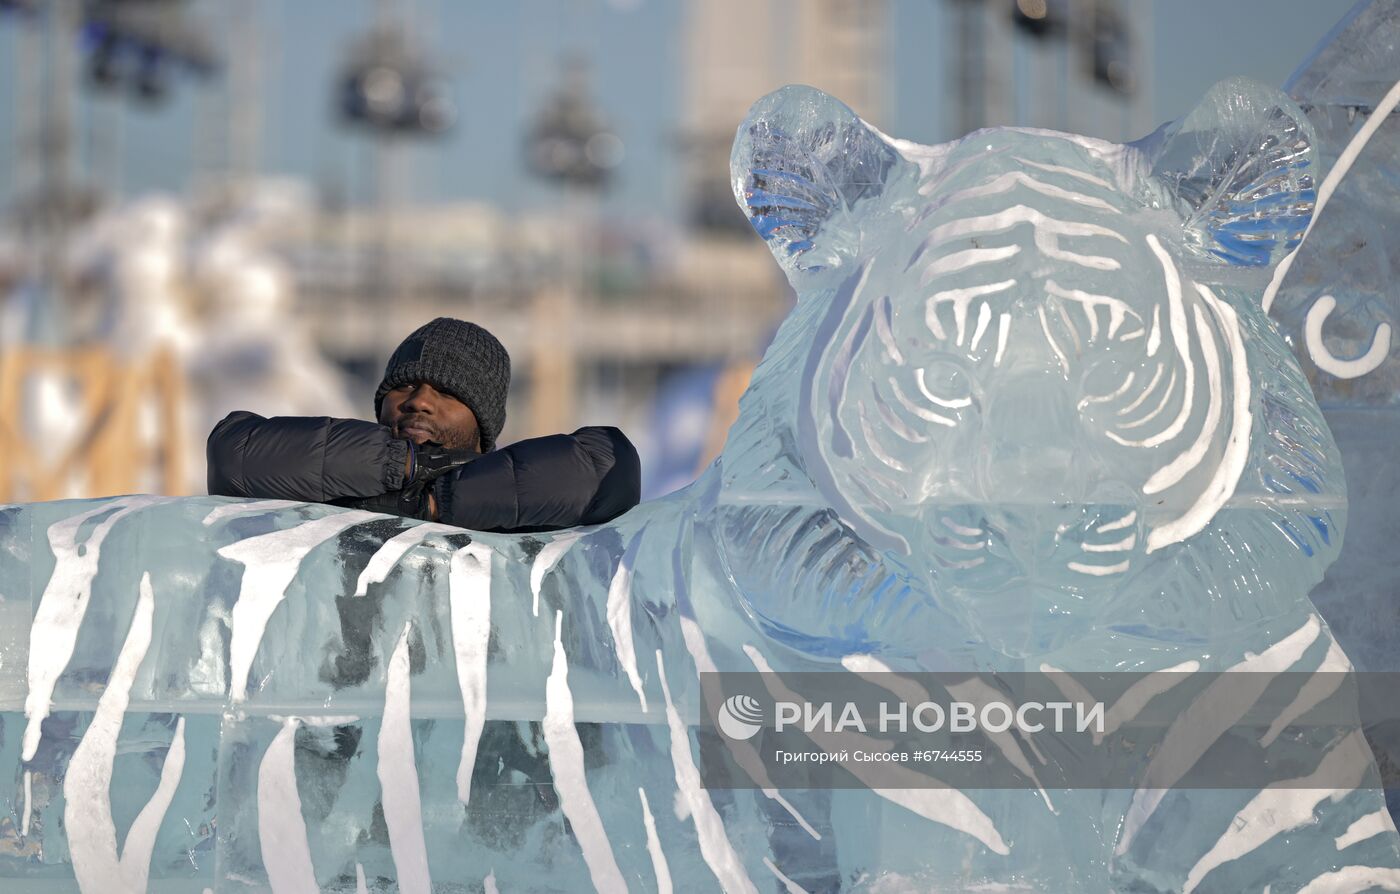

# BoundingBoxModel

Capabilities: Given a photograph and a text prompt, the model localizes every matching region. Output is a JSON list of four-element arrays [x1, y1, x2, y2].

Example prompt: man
[[207, 317, 640, 532]]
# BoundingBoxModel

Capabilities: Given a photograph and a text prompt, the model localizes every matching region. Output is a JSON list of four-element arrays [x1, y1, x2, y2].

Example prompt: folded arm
[[207, 412, 641, 532], [206, 411, 409, 502], [433, 426, 640, 532]]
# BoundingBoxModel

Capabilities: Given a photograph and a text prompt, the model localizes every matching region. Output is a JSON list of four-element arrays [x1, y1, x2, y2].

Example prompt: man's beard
[[395, 415, 477, 450]]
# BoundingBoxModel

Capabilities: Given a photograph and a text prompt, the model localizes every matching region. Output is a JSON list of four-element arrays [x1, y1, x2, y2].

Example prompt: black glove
[[333, 480, 434, 521], [406, 441, 478, 486]]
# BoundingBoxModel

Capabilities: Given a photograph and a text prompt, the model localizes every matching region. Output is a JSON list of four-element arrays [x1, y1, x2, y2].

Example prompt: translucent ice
[[1264, 0, 1400, 672], [3, 57, 1400, 894]]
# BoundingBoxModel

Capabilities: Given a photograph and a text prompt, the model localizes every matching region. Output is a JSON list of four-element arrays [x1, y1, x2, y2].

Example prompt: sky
[[0, 0, 1363, 224]]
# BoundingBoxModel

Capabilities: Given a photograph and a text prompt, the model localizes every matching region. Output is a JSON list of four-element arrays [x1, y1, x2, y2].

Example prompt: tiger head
[[715, 81, 1345, 660]]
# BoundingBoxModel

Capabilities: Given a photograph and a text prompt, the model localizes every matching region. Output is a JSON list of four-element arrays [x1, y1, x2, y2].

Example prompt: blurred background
[[0, 0, 1354, 503]]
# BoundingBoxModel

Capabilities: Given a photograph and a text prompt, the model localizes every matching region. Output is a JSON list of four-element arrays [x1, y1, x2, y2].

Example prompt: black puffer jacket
[[206, 411, 641, 532]]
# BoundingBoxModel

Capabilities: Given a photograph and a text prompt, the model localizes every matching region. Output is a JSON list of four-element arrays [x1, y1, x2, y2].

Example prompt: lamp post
[[334, 2, 454, 347], [523, 56, 622, 436]]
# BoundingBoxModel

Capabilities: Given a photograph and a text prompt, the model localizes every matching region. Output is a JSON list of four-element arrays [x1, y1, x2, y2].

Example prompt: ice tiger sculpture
[[720, 78, 1343, 666], [1, 81, 1399, 892]]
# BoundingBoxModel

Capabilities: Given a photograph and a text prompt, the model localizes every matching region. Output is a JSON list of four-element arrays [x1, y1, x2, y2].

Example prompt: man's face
[[378, 381, 482, 452]]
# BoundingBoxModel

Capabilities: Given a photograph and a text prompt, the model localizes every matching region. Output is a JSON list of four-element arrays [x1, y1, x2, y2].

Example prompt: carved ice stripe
[[888, 377, 957, 427], [65, 573, 187, 894], [1145, 285, 1252, 553], [24, 495, 169, 762], [220, 510, 381, 702], [1295, 866, 1400, 894], [919, 205, 1127, 254], [1033, 229, 1123, 271], [201, 500, 307, 526], [1114, 369, 1170, 430], [1305, 294, 1393, 380], [1116, 616, 1322, 856], [602, 534, 649, 716], [1010, 156, 1115, 190], [925, 280, 1016, 344], [764, 857, 811, 894], [917, 246, 1021, 286], [915, 145, 1014, 198], [1095, 511, 1136, 534], [868, 396, 929, 444], [530, 531, 584, 617], [379, 623, 433, 894], [1078, 371, 1135, 409], [1262, 75, 1400, 315], [678, 617, 821, 841], [874, 295, 904, 366], [1115, 363, 1164, 416], [1044, 280, 1138, 341], [1113, 367, 1177, 432], [858, 405, 911, 473], [105, 717, 186, 891], [1042, 660, 1200, 746], [1336, 809, 1398, 851], [1142, 305, 1225, 495], [914, 368, 972, 409], [1260, 636, 1351, 748], [448, 542, 493, 805], [1146, 305, 1162, 357], [1133, 236, 1196, 448], [1182, 730, 1373, 894], [948, 676, 1056, 812], [943, 536, 984, 553], [940, 517, 984, 538], [1064, 562, 1131, 576], [994, 313, 1011, 367], [937, 170, 1121, 214], [746, 645, 1009, 856], [845, 653, 1053, 813], [354, 522, 461, 596], [607, 531, 649, 713], [20, 771, 31, 838], [656, 649, 760, 894], [969, 301, 993, 351], [638, 788, 673, 894], [258, 718, 319, 893], [1053, 300, 1083, 354], [544, 611, 629, 893], [1038, 306, 1071, 374]]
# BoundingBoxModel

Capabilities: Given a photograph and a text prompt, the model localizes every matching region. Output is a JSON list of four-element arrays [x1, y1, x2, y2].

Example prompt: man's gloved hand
[[406, 441, 477, 486], [335, 482, 433, 521], [336, 441, 471, 521]]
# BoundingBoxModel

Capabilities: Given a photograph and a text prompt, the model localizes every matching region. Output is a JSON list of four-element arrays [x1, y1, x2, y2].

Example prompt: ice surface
[[1266, 0, 1400, 672], [5, 39, 1400, 894]]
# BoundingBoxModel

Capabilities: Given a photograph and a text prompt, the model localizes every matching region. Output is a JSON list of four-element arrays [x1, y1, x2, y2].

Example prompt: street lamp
[[80, 0, 219, 105], [522, 57, 623, 436], [524, 58, 623, 190], [337, 23, 454, 137]]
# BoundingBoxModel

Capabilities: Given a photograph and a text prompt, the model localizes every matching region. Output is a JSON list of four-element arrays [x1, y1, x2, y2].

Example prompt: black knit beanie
[[374, 318, 511, 451]]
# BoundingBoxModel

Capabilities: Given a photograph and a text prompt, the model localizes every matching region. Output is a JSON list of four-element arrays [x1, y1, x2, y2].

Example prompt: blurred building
[[272, 200, 784, 447], [951, 0, 1154, 141], [280, 0, 895, 464], [681, 0, 889, 235], [0, 0, 896, 498]]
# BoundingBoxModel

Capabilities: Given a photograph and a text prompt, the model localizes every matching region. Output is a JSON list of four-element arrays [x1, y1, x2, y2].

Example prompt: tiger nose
[[977, 371, 1086, 501]]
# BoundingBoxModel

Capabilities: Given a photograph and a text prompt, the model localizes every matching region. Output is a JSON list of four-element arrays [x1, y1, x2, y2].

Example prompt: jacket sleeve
[[434, 426, 641, 532], [206, 411, 410, 502]]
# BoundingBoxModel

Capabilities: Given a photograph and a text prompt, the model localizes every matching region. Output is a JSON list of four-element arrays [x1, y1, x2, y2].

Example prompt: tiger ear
[[730, 85, 907, 282], [1141, 77, 1319, 268]]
